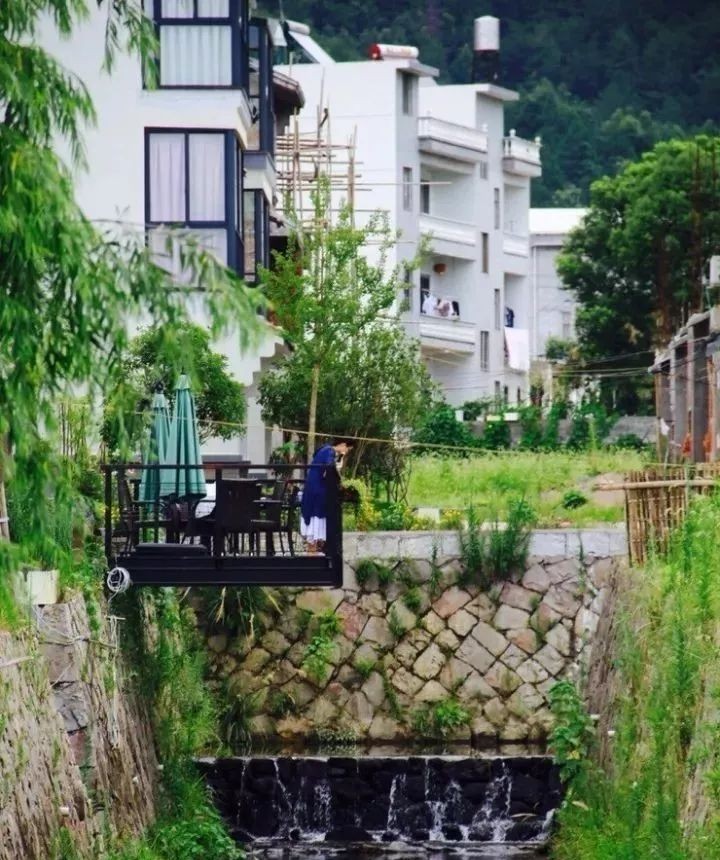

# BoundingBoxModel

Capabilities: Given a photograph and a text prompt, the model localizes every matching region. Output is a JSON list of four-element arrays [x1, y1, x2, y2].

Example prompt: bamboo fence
[[613, 464, 720, 565]]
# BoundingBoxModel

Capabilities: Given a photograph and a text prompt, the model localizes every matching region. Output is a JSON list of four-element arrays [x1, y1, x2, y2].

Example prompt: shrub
[[481, 417, 512, 450], [612, 432, 647, 451], [519, 405, 544, 450], [355, 558, 380, 586], [562, 490, 588, 510], [412, 698, 470, 737], [412, 403, 478, 456], [459, 499, 536, 586], [548, 680, 594, 786], [267, 688, 296, 718], [302, 609, 341, 684], [388, 607, 406, 638], [439, 508, 464, 530], [403, 586, 423, 614], [374, 500, 414, 530]]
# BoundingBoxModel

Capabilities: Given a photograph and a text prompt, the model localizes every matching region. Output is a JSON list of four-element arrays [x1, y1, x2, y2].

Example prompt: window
[[494, 288, 501, 330], [420, 181, 430, 215], [503, 385, 509, 405], [482, 232, 489, 273], [479, 161, 488, 180], [480, 331, 489, 371], [517, 387, 522, 404], [403, 167, 413, 211], [494, 380, 501, 403], [401, 73, 416, 115], [243, 189, 269, 281], [420, 274, 431, 312], [562, 310, 572, 340], [493, 187, 500, 230], [151, 0, 248, 88], [146, 129, 243, 274], [249, 19, 275, 152], [402, 268, 413, 311]]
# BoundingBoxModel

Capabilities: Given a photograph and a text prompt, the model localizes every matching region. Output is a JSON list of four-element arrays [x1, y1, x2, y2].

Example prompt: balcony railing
[[502, 131, 542, 177], [419, 213, 476, 246], [418, 116, 488, 154], [102, 462, 342, 588], [502, 232, 529, 257]]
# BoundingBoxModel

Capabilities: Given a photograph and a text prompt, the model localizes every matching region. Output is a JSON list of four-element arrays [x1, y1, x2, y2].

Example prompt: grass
[[407, 450, 645, 527]]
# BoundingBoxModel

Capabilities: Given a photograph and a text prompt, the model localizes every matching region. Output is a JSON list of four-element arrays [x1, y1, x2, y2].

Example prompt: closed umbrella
[[139, 390, 171, 506], [159, 374, 206, 502]]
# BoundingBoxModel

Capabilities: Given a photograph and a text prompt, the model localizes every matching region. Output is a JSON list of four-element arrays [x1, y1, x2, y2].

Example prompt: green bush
[[403, 586, 423, 614], [374, 500, 414, 531], [459, 499, 536, 586], [412, 403, 478, 456], [302, 609, 341, 684], [439, 508, 464, 530], [562, 490, 588, 510], [481, 417, 512, 450], [412, 698, 470, 737], [613, 432, 647, 451], [548, 680, 594, 785], [518, 405, 544, 450]]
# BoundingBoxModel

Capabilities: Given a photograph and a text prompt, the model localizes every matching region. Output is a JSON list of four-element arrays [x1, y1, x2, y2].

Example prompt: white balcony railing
[[419, 316, 477, 353], [419, 213, 475, 246], [502, 131, 542, 177], [418, 116, 488, 154], [502, 231, 529, 257]]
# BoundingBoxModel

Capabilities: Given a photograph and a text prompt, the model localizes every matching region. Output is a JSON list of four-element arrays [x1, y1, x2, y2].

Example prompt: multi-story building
[[40, 2, 302, 461], [277, 17, 541, 407], [528, 208, 586, 360]]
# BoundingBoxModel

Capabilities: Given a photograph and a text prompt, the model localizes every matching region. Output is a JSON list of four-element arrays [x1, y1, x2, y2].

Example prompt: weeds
[[302, 609, 341, 684], [353, 657, 376, 679], [459, 499, 536, 586], [411, 698, 470, 738]]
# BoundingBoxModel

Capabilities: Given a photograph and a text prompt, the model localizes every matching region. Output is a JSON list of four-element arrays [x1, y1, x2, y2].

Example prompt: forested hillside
[[272, 0, 720, 204]]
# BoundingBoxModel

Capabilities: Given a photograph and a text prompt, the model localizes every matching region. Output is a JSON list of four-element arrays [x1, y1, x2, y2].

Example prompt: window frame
[[493, 288, 501, 330], [401, 73, 415, 116], [482, 232, 489, 273], [420, 180, 430, 215], [149, 0, 249, 90], [249, 18, 275, 153], [402, 167, 414, 212], [480, 330, 490, 371], [243, 188, 270, 282], [493, 187, 500, 230], [144, 127, 243, 275]]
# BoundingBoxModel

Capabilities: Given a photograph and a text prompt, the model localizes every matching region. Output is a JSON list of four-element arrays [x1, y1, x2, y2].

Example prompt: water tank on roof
[[368, 44, 419, 61], [472, 16, 500, 83], [474, 16, 500, 53]]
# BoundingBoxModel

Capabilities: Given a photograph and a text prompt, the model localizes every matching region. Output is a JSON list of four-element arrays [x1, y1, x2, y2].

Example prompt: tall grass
[[408, 450, 645, 526], [552, 494, 720, 859]]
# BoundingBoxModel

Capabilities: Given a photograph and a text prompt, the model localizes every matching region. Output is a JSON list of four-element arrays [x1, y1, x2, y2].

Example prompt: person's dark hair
[[332, 436, 355, 448]]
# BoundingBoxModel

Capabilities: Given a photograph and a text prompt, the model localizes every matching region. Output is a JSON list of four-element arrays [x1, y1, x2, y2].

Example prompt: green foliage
[[518, 406, 544, 451], [353, 657, 376, 680], [559, 135, 720, 412], [562, 490, 588, 510], [438, 508, 464, 530], [374, 500, 414, 531], [302, 609, 341, 684], [220, 684, 259, 750], [198, 585, 279, 640], [552, 495, 720, 860], [459, 500, 536, 586], [545, 337, 575, 361], [103, 323, 246, 454], [548, 680, 595, 785], [613, 433, 647, 452], [379, 664, 404, 722], [403, 586, 423, 614], [355, 558, 380, 587], [412, 404, 478, 455], [411, 698, 470, 738], [480, 418, 511, 451], [388, 607, 406, 639], [266, 688, 296, 719]]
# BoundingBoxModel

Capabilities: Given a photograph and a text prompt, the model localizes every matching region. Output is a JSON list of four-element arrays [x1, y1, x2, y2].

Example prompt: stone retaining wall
[[204, 530, 624, 745]]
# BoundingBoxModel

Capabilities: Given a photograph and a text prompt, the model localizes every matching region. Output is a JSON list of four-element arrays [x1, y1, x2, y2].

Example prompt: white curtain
[[189, 134, 225, 221], [160, 25, 232, 86], [197, 0, 229, 15], [161, 0, 193, 16], [149, 134, 185, 223], [149, 228, 227, 281]]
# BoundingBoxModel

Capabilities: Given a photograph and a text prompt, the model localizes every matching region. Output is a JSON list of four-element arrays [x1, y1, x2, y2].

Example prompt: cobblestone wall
[[205, 531, 623, 745]]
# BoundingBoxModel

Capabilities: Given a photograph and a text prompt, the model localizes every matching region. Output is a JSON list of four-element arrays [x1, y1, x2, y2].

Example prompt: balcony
[[419, 213, 476, 260], [418, 116, 488, 162], [502, 132, 542, 178], [502, 231, 528, 257], [419, 301, 477, 354]]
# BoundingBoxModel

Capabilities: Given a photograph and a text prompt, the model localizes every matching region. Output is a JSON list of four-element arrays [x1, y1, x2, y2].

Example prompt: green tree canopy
[[558, 135, 720, 411]]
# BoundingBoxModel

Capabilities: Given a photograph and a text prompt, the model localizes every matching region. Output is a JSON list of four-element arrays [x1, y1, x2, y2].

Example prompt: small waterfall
[[198, 754, 561, 848]]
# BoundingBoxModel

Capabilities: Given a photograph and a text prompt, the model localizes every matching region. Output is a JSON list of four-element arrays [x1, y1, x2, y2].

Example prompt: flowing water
[[198, 749, 559, 859]]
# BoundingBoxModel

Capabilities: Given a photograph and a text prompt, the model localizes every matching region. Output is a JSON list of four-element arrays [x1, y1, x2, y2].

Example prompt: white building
[[40, 1, 300, 462], [528, 208, 586, 359], [277, 17, 541, 408]]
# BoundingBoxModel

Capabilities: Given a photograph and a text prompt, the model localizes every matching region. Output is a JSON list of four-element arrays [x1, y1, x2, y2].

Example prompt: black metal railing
[[101, 461, 342, 587]]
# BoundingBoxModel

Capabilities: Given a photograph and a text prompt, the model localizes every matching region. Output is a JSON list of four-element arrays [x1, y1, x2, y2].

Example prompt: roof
[[529, 208, 587, 235]]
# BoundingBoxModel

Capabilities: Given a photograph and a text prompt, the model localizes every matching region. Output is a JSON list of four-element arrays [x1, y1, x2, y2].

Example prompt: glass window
[[493, 187, 500, 230], [480, 331, 489, 371], [420, 274, 431, 312], [420, 181, 430, 215], [401, 73, 415, 115], [149, 133, 186, 222], [479, 161, 488, 180], [189, 134, 226, 221], [403, 167, 413, 212], [494, 288, 501, 330], [482, 232, 489, 273]]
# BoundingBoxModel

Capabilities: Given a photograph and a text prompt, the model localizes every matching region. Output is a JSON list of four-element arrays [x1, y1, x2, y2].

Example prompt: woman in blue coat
[[301, 438, 352, 553]]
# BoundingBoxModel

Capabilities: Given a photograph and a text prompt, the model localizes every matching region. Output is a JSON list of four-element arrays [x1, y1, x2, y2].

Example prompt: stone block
[[207, 634, 228, 653], [281, 680, 315, 709], [471, 715, 498, 739], [499, 644, 526, 671], [543, 585, 582, 619], [347, 692, 374, 728], [337, 603, 368, 640], [413, 643, 446, 680], [396, 639, 421, 669], [464, 593, 496, 621], [368, 715, 406, 741], [458, 671, 495, 702], [243, 648, 271, 673], [507, 628, 541, 655], [354, 642, 380, 664], [499, 716, 530, 741], [470, 621, 508, 657], [260, 631, 291, 657], [362, 616, 394, 649], [589, 557, 615, 588], [545, 623, 572, 657], [447, 609, 476, 637], [521, 563, 553, 593], [276, 715, 311, 740], [530, 602, 561, 634], [439, 657, 473, 690], [544, 558, 579, 583], [421, 610, 446, 637], [306, 696, 339, 725], [435, 629, 459, 652], [484, 662, 523, 696], [516, 659, 549, 685], [506, 684, 545, 718], [493, 605, 530, 631], [296, 588, 345, 614], [52, 684, 89, 733], [416, 680, 447, 703], [432, 586, 472, 619], [483, 697, 508, 727], [392, 667, 424, 697], [361, 673, 386, 709], [389, 601, 417, 635], [359, 593, 386, 617], [499, 583, 538, 612], [529, 707, 555, 738], [534, 644, 566, 677], [455, 638, 494, 675], [406, 628, 432, 651], [528, 531, 568, 557]]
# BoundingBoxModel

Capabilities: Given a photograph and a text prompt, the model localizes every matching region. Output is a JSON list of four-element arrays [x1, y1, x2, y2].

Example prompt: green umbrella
[[139, 390, 171, 505], [159, 375, 207, 501]]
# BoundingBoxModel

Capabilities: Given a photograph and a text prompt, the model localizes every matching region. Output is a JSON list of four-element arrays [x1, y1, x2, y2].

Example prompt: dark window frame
[[149, 0, 249, 90], [144, 127, 244, 275], [243, 188, 270, 282], [420, 181, 430, 215], [482, 232, 489, 273], [401, 72, 415, 115], [403, 166, 413, 212], [249, 18, 275, 154]]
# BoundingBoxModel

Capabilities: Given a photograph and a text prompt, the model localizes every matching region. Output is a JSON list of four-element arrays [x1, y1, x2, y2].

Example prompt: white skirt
[[300, 516, 326, 543]]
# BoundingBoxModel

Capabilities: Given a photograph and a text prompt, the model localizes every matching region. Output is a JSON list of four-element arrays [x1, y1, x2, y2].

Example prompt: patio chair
[[250, 478, 296, 556], [211, 479, 263, 557], [113, 476, 139, 552]]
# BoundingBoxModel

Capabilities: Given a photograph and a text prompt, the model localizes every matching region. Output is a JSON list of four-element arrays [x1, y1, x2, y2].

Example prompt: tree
[[0, 1, 261, 545], [558, 135, 720, 411], [259, 179, 433, 486], [103, 322, 246, 454]]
